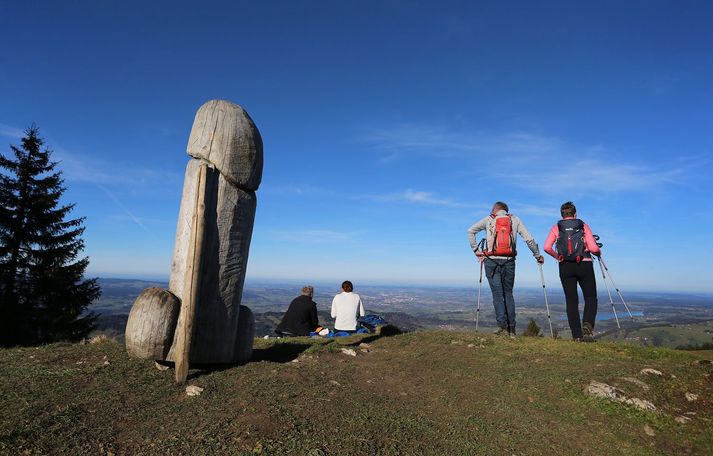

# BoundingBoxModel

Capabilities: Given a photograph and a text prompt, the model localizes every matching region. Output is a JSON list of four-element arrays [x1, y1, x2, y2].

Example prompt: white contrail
[[96, 184, 153, 235]]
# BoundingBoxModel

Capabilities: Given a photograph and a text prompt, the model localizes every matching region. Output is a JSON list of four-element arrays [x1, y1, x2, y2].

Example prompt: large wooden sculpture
[[125, 100, 263, 382]]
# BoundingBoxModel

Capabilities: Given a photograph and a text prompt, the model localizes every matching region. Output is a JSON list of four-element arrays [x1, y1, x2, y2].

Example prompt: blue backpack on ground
[[358, 314, 388, 333]]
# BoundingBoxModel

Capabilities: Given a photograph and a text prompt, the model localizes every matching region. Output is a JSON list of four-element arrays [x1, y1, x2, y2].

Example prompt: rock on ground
[[685, 392, 699, 402], [186, 385, 205, 397], [586, 381, 625, 401], [619, 377, 650, 390], [586, 381, 656, 411]]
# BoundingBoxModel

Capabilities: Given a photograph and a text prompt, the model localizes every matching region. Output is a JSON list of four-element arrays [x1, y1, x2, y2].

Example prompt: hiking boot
[[508, 328, 516, 338], [582, 322, 595, 343], [493, 327, 508, 336]]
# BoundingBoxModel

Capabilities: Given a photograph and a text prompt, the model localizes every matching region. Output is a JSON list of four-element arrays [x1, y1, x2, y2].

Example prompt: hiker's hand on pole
[[536, 255, 545, 264]]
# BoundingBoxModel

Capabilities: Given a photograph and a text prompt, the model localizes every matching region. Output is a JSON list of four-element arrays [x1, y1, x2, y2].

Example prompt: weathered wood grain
[[174, 163, 208, 383], [186, 99, 263, 191], [235, 305, 255, 364], [126, 100, 262, 366], [167, 162, 257, 363], [167, 100, 262, 364], [124, 288, 180, 360]]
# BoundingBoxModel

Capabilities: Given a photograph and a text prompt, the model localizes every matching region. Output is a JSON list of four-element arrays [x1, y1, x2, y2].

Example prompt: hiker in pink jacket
[[543, 201, 601, 342]]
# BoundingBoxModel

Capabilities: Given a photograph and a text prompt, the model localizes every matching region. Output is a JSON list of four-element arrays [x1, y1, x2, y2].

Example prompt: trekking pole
[[475, 257, 484, 332], [537, 262, 555, 339], [596, 255, 620, 329], [599, 256, 635, 321]]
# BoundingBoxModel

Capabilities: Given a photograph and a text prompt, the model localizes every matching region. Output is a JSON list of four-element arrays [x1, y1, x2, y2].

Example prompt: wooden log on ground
[[174, 163, 208, 383], [124, 288, 180, 360]]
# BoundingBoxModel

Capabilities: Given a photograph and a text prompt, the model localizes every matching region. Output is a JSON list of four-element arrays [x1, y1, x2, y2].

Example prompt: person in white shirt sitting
[[331, 280, 365, 333]]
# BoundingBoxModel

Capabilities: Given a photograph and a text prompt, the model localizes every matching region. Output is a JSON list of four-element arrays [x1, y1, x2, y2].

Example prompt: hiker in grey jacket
[[467, 201, 544, 335]]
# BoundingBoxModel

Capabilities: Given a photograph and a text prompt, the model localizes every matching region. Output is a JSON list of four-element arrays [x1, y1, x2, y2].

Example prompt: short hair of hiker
[[561, 201, 577, 218], [341, 281, 353, 292], [301, 285, 314, 297], [493, 201, 509, 212]]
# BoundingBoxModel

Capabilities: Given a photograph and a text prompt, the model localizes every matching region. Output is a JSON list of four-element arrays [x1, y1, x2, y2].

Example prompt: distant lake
[[557, 311, 644, 321]]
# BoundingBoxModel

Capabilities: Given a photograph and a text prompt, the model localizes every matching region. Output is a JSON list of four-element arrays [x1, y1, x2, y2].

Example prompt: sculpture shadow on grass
[[332, 324, 403, 346], [180, 342, 312, 380], [149, 360, 238, 381], [250, 342, 312, 363], [160, 344, 308, 381], [177, 326, 404, 380], [179, 345, 309, 380]]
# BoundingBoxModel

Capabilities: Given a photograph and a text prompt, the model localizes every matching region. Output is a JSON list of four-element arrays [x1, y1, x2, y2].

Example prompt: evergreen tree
[[0, 125, 100, 346], [523, 318, 542, 337]]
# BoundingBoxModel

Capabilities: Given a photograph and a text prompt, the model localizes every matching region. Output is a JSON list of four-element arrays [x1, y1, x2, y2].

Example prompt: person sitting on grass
[[331, 280, 365, 334], [275, 285, 319, 337]]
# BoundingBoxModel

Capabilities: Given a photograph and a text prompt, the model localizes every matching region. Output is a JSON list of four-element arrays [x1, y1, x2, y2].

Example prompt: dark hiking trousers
[[559, 261, 598, 339], [484, 258, 516, 331]]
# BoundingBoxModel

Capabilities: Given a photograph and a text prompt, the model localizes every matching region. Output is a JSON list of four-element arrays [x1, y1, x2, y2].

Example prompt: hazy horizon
[[94, 275, 713, 297]]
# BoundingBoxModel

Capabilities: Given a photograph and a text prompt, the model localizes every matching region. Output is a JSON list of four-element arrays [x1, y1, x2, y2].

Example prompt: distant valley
[[92, 278, 713, 349]]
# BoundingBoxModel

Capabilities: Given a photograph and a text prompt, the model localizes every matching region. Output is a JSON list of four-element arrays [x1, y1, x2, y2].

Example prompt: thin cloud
[[0, 123, 24, 139], [363, 124, 695, 194], [511, 203, 559, 218], [367, 125, 453, 151], [375, 189, 475, 208], [110, 214, 173, 225], [1, 123, 165, 236], [262, 184, 332, 196], [504, 159, 684, 194], [53, 148, 178, 187], [363, 125, 567, 160], [266, 229, 361, 243], [1, 123, 178, 187]]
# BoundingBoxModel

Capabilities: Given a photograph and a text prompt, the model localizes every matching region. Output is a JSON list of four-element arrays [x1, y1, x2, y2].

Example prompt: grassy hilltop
[[1, 331, 712, 455]]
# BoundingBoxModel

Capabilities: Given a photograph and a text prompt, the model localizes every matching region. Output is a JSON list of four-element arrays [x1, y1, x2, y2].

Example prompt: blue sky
[[1, 1, 711, 292]]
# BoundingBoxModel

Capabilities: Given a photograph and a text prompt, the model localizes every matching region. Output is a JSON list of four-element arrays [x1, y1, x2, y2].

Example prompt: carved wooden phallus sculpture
[[125, 100, 262, 381]]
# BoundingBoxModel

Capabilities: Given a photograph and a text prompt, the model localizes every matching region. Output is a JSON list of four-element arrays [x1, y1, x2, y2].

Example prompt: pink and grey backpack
[[556, 219, 588, 262]]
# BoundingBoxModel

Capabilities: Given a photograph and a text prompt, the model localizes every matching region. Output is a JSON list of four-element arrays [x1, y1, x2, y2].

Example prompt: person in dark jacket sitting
[[275, 285, 319, 336]]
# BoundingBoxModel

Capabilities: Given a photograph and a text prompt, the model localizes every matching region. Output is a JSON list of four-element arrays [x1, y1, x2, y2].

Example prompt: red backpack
[[488, 214, 516, 257]]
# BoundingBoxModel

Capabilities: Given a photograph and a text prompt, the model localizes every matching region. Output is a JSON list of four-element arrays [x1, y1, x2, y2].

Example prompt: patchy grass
[[600, 322, 713, 348], [0, 332, 711, 455]]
